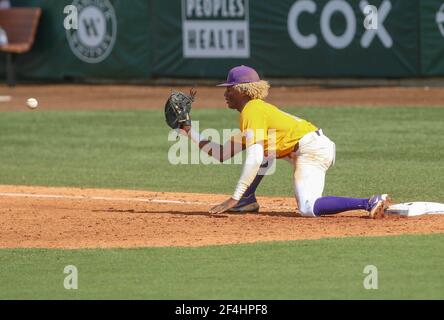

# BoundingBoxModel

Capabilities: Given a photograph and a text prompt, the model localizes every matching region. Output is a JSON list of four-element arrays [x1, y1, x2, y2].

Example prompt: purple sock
[[239, 160, 271, 199], [313, 196, 369, 216], [241, 172, 265, 199]]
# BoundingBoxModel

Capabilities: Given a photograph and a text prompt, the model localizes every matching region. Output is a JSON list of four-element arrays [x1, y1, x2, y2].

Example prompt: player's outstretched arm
[[181, 125, 245, 162]]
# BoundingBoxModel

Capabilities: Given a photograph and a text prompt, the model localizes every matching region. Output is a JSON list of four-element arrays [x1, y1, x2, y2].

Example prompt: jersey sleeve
[[239, 106, 268, 146]]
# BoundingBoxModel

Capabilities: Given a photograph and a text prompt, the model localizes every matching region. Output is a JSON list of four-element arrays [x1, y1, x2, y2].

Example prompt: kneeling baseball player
[[173, 65, 391, 218]]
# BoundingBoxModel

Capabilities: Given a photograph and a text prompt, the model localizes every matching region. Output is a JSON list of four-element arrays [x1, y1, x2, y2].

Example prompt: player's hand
[[209, 197, 239, 214]]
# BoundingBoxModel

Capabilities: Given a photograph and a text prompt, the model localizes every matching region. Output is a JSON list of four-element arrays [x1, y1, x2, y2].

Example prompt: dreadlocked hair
[[232, 80, 270, 100]]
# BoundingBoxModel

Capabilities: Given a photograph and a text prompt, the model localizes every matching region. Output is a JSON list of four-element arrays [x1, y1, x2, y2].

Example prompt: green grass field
[[1, 107, 443, 299], [0, 235, 443, 299]]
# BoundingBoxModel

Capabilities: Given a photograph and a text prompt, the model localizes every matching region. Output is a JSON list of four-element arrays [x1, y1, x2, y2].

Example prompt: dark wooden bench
[[0, 7, 42, 86]]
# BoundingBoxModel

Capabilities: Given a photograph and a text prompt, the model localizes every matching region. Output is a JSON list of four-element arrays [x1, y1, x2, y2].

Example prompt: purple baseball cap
[[217, 65, 261, 87]]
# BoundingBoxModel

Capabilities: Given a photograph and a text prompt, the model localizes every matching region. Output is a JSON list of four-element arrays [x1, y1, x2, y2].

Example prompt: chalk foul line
[[0, 192, 295, 211]]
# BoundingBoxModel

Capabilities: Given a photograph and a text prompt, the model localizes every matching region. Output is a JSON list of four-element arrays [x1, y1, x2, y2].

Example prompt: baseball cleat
[[228, 194, 260, 213], [228, 202, 260, 213], [368, 194, 392, 219]]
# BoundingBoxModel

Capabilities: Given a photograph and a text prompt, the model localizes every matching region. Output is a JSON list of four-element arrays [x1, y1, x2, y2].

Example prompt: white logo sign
[[66, 0, 117, 63], [182, 0, 250, 58], [64, 5, 79, 30], [363, 265, 378, 290], [360, 0, 392, 48], [287, 0, 392, 49], [167, 121, 276, 175], [363, 5, 378, 30], [64, 265, 78, 290], [436, 3, 444, 38]]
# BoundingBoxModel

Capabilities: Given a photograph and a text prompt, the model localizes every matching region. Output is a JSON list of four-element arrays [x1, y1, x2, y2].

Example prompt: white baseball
[[26, 98, 38, 109]]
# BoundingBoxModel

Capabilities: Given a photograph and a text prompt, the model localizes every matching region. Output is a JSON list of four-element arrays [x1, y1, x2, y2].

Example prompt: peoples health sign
[[182, 0, 250, 58]]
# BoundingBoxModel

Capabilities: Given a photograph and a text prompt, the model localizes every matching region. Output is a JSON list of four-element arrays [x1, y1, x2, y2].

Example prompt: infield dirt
[[1, 185, 443, 249]]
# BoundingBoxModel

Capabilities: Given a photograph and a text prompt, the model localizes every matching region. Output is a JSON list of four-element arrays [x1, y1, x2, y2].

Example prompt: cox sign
[[287, 0, 393, 49]]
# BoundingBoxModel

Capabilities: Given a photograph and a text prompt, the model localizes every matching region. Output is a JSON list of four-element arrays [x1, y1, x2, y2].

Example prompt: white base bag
[[385, 202, 444, 217]]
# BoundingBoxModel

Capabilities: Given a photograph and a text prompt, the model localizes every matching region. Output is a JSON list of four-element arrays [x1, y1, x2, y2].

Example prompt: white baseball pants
[[285, 130, 336, 217]]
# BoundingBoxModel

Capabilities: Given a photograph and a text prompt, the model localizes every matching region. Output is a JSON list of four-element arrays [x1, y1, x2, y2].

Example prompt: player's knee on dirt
[[297, 197, 318, 218]]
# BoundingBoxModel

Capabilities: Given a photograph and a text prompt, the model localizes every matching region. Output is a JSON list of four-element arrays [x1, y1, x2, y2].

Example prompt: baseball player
[[181, 65, 391, 218]]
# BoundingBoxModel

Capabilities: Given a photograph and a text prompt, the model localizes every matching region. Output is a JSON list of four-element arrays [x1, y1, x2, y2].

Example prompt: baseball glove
[[164, 89, 196, 129]]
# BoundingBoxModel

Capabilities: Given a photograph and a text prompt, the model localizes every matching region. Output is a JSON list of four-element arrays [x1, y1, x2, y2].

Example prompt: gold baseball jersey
[[239, 99, 318, 158]]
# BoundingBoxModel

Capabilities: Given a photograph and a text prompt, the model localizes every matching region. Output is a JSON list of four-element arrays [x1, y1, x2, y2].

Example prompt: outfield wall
[[2, 0, 444, 81]]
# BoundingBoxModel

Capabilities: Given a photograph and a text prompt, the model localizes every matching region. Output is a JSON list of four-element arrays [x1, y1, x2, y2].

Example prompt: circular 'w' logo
[[66, 0, 117, 64]]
